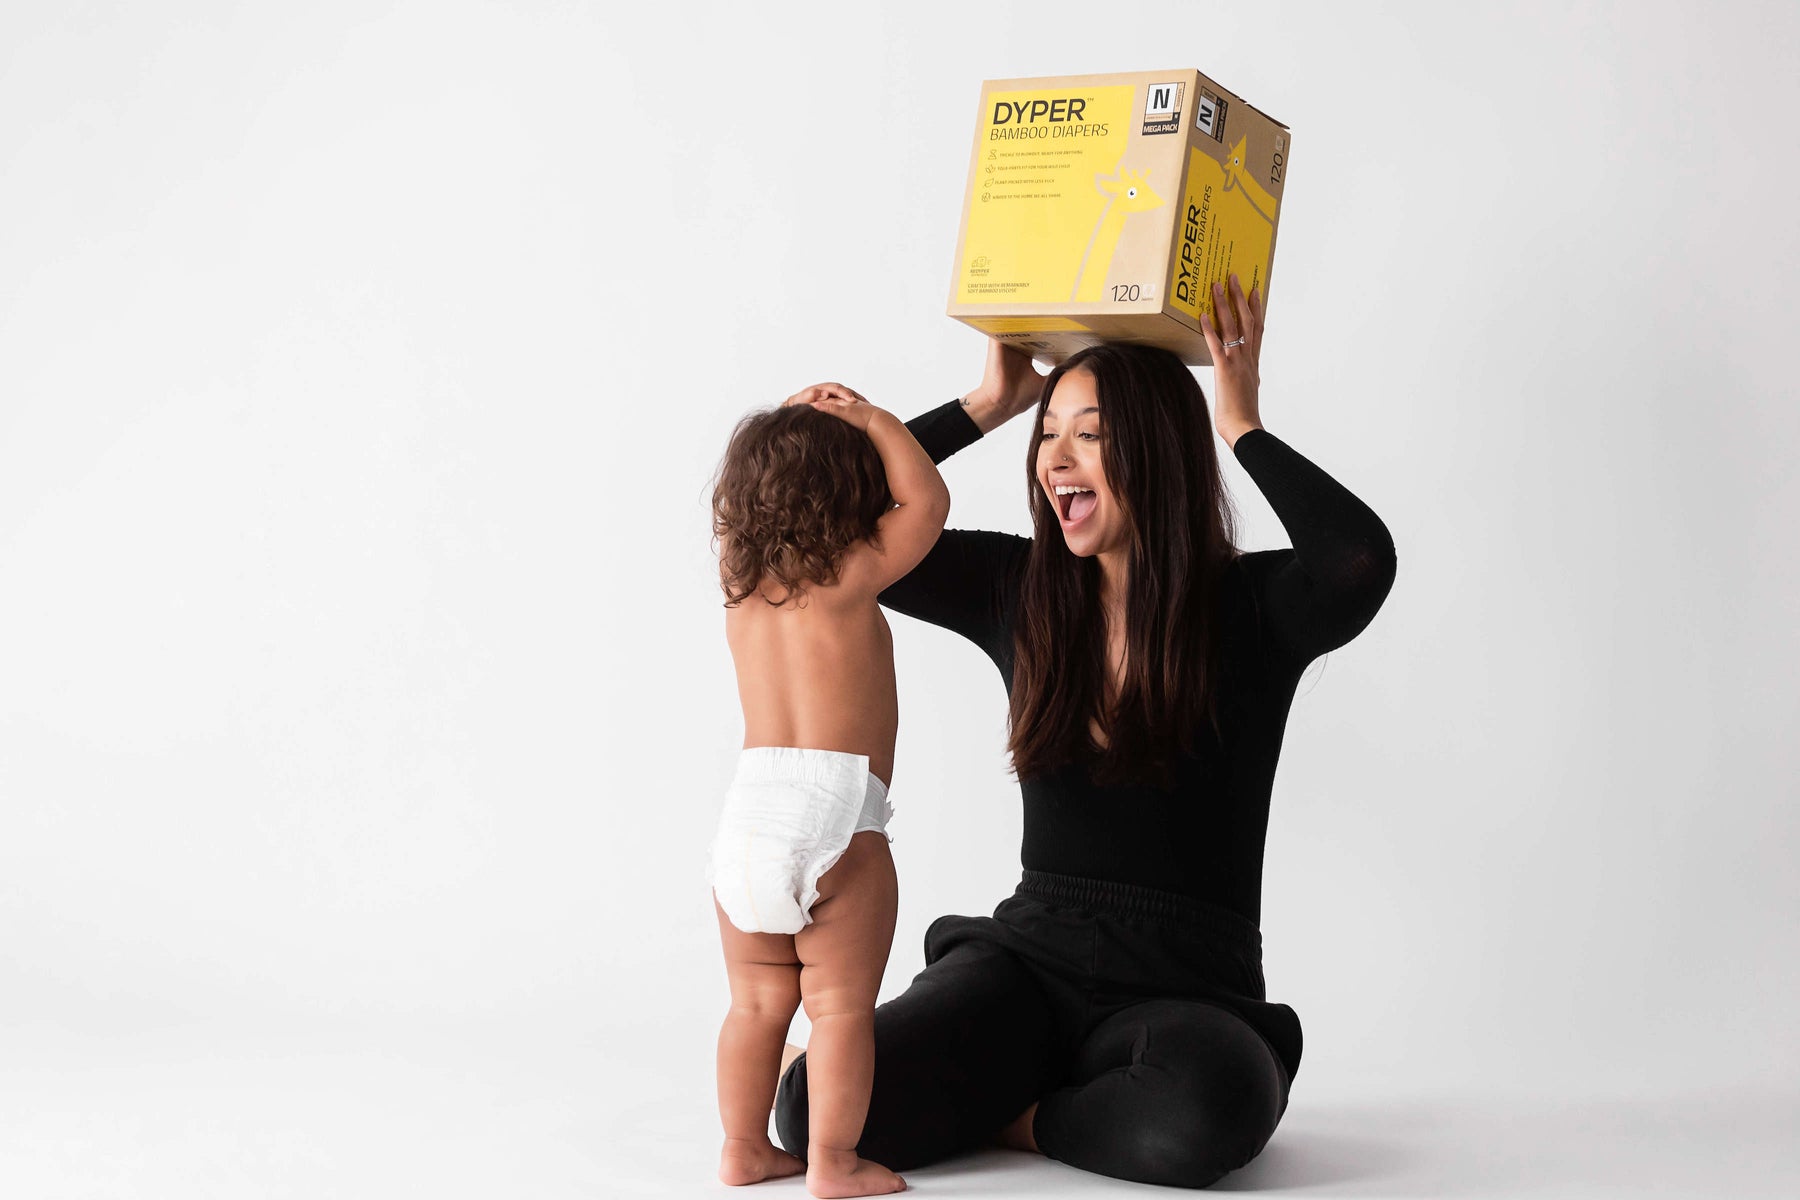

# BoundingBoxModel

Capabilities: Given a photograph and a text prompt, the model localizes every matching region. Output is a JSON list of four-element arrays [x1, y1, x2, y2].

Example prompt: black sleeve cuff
[[907, 399, 985, 466], [1230, 427, 1279, 464]]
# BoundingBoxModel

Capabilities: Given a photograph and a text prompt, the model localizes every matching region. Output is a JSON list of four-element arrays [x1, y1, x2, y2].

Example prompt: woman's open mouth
[[1054, 484, 1097, 527]]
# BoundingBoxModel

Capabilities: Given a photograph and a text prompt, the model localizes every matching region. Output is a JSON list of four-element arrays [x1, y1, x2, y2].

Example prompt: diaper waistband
[[734, 746, 888, 798]]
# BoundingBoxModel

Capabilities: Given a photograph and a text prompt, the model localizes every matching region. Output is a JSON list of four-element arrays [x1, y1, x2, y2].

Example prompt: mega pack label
[[947, 69, 1290, 365]]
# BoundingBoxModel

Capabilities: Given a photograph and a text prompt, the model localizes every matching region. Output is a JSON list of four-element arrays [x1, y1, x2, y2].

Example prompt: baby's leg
[[795, 831, 905, 1197], [714, 902, 806, 1186]]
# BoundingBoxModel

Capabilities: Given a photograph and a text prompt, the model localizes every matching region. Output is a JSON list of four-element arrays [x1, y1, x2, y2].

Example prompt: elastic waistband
[[734, 746, 886, 796], [1016, 870, 1262, 952]]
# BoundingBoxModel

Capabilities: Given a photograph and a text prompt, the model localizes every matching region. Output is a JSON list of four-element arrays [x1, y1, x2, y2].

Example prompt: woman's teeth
[[1053, 485, 1096, 523]]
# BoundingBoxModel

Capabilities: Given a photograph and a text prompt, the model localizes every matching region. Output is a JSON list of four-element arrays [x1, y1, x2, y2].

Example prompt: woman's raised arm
[[1202, 274, 1396, 664], [1234, 432, 1397, 665]]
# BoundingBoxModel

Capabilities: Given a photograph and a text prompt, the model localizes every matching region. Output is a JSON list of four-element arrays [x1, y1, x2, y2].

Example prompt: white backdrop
[[3, 2, 1797, 1196]]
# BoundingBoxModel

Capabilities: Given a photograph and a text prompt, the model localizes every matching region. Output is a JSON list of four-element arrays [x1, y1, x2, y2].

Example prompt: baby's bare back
[[726, 572, 898, 788]]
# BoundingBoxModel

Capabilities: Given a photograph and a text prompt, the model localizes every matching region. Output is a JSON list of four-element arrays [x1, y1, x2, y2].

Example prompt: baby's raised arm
[[785, 383, 950, 593]]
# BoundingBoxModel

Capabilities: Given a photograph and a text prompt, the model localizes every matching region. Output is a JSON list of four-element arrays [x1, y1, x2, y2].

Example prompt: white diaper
[[707, 747, 893, 935]]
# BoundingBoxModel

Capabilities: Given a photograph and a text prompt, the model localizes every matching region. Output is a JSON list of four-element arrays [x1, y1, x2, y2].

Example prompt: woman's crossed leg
[[1032, 997, 1290, 1188]]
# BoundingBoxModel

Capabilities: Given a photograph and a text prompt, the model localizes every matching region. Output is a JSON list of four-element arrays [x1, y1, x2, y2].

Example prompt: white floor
[[2, 1024, 1794, 1198]]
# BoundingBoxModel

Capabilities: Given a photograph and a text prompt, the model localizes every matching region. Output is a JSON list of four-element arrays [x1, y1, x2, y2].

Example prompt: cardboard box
[[947, 69, 1289, 365]]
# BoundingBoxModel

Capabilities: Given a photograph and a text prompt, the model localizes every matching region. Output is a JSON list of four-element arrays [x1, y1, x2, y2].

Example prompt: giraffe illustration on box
[[1221, 135, 1278, 227], [1072, 163, 1166, 302]]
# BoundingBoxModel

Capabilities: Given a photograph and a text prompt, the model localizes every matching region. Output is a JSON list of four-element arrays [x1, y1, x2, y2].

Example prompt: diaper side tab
[[855, 772, 894, 838]]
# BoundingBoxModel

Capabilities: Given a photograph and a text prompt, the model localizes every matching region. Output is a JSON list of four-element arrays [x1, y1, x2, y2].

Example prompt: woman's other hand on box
[[1201, 273, 1265, 449]]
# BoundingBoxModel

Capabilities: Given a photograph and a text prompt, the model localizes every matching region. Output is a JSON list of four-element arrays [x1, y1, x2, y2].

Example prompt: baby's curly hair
[[712, 404, 892, 607]]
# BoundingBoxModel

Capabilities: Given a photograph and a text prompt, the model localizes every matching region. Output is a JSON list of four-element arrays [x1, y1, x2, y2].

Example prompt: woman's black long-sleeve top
[[879, 401, 1397, 926]]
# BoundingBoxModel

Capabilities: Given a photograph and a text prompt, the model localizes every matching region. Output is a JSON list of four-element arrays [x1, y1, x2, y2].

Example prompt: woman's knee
[[1126, 1088, 1281, 1187], [1051, 1085, 1279, 1188], [1149, 1032, 1284, 1178], [1048, 1001, 1288, 1187]]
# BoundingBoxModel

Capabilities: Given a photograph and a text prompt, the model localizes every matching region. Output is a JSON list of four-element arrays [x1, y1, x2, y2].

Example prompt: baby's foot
[[806, 1148, 907, 1198], [718, 1137, 805, 1186]]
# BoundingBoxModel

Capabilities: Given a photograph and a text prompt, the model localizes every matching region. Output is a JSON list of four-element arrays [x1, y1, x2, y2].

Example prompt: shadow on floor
[[890, 1089, 1798, 1197], [1212, 1089, 1798, 1197], [1213, 1124, 1414, 1191]]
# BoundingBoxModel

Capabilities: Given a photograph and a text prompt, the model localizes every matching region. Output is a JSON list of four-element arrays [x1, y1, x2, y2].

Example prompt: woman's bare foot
[[806, 1146, 906, 1197], [718, 1136, 805, 1186]]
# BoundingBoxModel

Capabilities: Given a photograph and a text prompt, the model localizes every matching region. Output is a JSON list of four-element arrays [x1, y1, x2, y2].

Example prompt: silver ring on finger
[[1224, 337, 1247, 349]]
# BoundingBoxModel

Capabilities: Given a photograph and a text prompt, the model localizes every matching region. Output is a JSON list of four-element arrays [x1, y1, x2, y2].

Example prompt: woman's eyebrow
[[1044, 406, 1101, 421]]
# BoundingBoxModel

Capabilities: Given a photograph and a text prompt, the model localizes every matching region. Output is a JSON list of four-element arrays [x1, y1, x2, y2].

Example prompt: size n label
[[1142, 80, 1183, 135], [1195, 87, 1228, 142]]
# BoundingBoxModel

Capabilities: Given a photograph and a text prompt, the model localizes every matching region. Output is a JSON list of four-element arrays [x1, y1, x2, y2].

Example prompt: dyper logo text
[[992, 97, 1088, 124], [989, 96, 1111, 140], [1175, 190, 1212, 307]]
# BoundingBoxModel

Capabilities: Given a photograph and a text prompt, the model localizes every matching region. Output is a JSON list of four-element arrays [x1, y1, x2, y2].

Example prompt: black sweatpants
[[774, 871, 1302, 1189]]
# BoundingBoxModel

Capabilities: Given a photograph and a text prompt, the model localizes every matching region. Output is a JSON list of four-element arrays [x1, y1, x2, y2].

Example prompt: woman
[[775, 277, 1397, 1189]]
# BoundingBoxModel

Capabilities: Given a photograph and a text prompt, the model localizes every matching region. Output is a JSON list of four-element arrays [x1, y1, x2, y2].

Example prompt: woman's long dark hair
[[1006, 344, 1240, 788]]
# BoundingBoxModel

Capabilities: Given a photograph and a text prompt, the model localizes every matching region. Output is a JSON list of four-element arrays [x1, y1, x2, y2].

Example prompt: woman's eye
[[1078, 432, 1099, 440], [1038, 432, 1056, 441]]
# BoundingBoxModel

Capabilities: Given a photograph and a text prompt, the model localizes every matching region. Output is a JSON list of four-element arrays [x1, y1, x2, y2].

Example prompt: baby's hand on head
[[784, 382, 884, 432], [784, 381, 868, 408]]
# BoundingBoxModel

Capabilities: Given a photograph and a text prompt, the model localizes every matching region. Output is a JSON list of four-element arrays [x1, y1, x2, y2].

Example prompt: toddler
[[707, 382, 948, 1197]]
